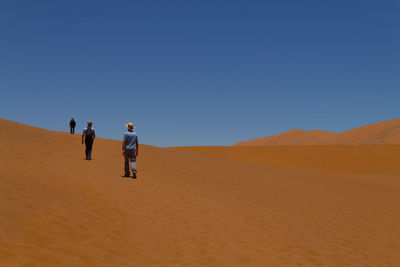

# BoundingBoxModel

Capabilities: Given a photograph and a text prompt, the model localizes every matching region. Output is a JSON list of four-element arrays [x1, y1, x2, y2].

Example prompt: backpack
[[85, 127, 93, 140]]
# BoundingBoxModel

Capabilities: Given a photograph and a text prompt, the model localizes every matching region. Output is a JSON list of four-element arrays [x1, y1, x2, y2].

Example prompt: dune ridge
[[235, 118, 400, 146], [235, 129, 337, 146], [1, 118, 400, 266]]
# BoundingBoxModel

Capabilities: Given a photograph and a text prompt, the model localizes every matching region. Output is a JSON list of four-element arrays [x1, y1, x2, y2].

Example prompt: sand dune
[[235, 129, 337, 146], [1, 118, 400, 266], [171, 145, 400, 185], [235, 119, 400, 146]]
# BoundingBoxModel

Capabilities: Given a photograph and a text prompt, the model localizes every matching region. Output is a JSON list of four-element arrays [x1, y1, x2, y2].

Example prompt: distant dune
[[235, 119, 400, 146], [235, 129, 337, 146], [1, 118, 400, 266]]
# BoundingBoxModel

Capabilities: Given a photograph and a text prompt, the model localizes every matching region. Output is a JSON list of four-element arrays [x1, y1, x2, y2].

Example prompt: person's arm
[[135, 137, 139, 157], [122, 137, 127, 156], [93, 129, 96, 141], [81, 129, 85, 144]]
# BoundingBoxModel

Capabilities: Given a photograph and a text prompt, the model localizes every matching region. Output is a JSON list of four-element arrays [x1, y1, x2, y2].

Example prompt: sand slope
[[171, 146, 400, 176], [235, 129, 337, 146], [1, 118, 400, 266], [324, 119, 400, 145], [235, 119, 400, 146]]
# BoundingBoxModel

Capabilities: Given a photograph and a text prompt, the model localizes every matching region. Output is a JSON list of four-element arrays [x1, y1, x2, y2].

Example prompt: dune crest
[[235, 119, 400, 146], [235, 129, 337, 146]]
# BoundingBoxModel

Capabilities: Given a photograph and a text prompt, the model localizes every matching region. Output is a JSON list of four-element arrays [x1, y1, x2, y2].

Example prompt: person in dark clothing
[[69, 118, 76, 134], [122, 122, 139, 178], [82, 121, 95, 160]]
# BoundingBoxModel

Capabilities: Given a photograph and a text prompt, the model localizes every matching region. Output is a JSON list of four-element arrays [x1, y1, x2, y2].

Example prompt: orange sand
[[235, 118, 400, 146], [1, 118, 400, 266], [235, 129, 337, 146], [171, 146, 400, 176]]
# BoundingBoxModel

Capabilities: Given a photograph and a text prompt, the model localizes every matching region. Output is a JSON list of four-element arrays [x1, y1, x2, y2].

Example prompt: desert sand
[[1, 118, 400, 266], [235, 119, 400, 146]]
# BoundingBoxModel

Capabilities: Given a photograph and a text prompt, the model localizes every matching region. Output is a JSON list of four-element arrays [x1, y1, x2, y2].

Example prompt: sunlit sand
[[1, 118, 399, 266]]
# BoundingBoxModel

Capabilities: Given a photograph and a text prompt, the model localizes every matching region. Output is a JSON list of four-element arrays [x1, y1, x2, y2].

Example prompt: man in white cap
[[122, 122, 139, 178], [82, 121, 95, 160]]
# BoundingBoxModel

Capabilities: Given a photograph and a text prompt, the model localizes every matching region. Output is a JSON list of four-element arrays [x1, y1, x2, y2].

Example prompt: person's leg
[[124, 151, 130, 176], [72, 127, 75, 134], [129, 150, 137, 177], [87, 140, 93, 160], [131, 160, 137, 177], [70, 127, 72, 134], [85, 141, 90, 160]]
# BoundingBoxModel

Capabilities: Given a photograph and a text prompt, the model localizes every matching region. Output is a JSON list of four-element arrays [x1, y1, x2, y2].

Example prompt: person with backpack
[[122, 122, 139, 178], [69, 118, 76, 134], [82, 121, 95, 160]]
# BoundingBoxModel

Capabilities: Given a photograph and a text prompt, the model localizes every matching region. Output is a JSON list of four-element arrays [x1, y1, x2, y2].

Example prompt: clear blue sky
[[1, 0, 399, 146]]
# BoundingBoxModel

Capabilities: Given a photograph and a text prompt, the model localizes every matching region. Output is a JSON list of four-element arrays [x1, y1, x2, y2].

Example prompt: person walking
[[82, 121, 95, 160], [69, 118, 76, 134], [122, 122, 139, 178]]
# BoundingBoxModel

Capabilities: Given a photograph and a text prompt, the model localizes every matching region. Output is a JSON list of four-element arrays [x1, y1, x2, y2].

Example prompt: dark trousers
[[124, 149, 136, 175], [70, 126, 75, 134], [85, 139, 93, 160]]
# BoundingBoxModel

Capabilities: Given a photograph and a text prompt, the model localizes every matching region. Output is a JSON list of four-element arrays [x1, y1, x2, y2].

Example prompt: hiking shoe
[[132, 173, 137, 178], [123, 174, 130, 177]]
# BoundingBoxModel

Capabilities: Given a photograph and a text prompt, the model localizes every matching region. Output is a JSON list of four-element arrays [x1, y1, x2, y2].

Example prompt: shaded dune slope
[[235, 129, 337, 146], [1, 119, 400, 266], [171, 146, 400, 176], [235, 119, 400, 146]]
